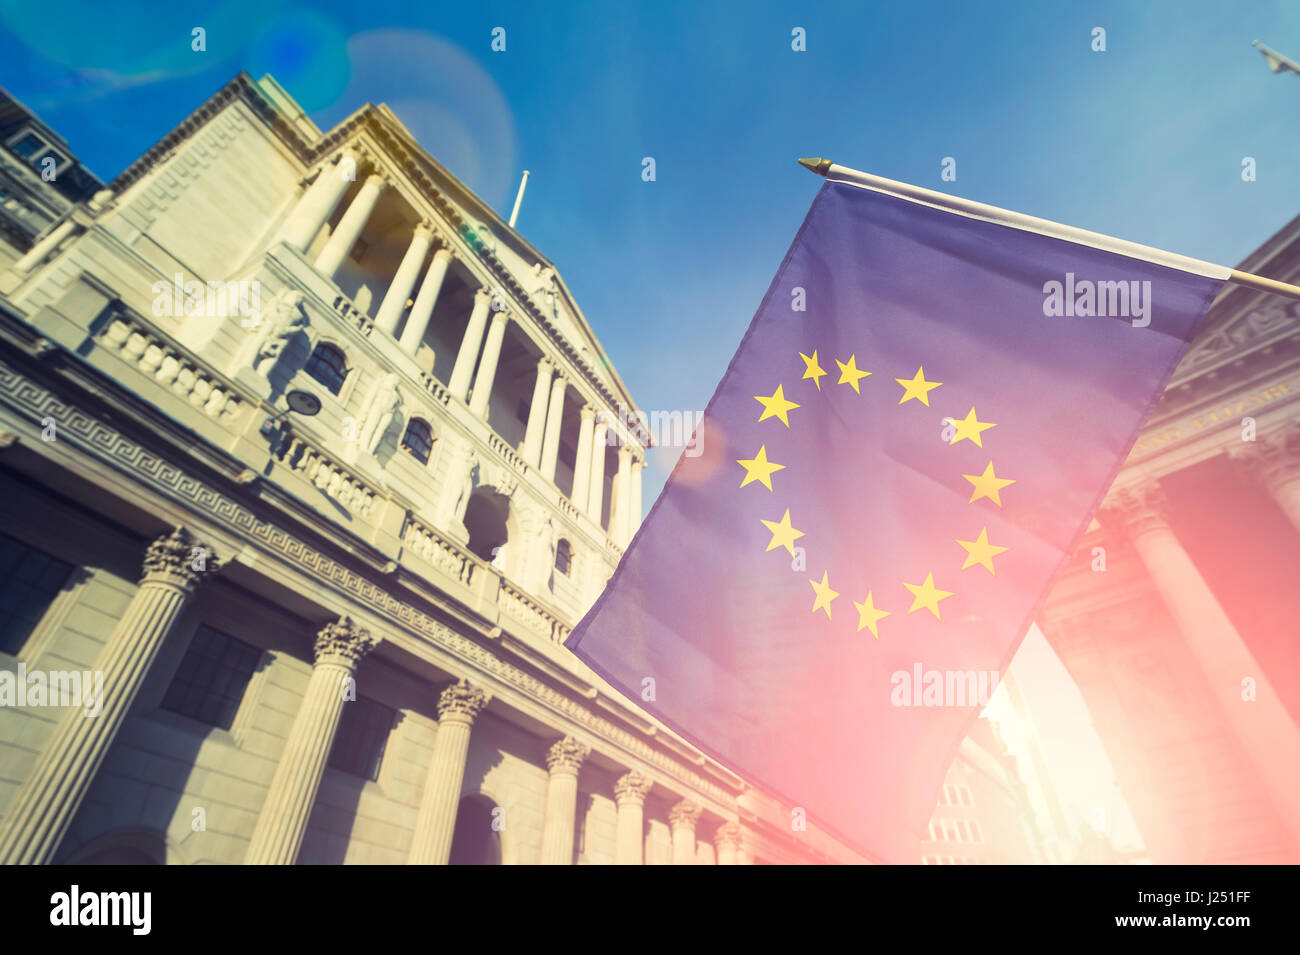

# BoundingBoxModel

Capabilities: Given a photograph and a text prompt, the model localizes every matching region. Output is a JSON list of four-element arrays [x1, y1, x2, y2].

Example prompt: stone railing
[[402, 513, 478, 589], [419, 372, 452, 408], [331, 294, 374, 336], [500, 578, 572, 645], [97, 313, 244, 420], [487, 431, 528, 474], [272, 430, 378, 519]]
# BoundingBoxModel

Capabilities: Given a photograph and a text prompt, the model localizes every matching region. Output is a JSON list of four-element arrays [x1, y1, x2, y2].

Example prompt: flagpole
[[797, 158, 1300, 304]]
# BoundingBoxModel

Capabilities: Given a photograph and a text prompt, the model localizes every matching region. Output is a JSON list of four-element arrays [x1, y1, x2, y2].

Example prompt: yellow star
[[760, 509, 805, 556], [852, 591, 892, 639], [809, 571, 839, 619], [948, 407, 997, 448], [836, 355, 872, 393], [962, 461, 1016, 507], [903, 573, 955, 620], [800, 350, 827, 390], [895, 366, 943, 406], [753, 384, 800, 427], [956, 527, 1010, 575], [736, 445, 785, 491]]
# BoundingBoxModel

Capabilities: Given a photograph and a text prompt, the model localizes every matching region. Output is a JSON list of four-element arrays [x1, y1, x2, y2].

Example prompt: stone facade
[[0, 72, 869, 864]]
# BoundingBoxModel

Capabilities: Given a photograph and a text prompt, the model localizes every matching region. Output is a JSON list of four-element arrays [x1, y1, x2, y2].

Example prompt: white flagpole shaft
[[801, 158, 1300, 303]]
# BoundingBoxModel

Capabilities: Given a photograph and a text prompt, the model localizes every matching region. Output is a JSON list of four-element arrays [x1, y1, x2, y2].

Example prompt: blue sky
[[3, 1, 1299, 499], [7, 0, 1294, 853]]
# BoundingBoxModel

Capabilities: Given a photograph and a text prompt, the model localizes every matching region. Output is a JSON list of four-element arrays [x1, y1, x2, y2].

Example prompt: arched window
[[400, 418, 434, 465], [303, 343, 348, 395], [555, 538, 572, 575]]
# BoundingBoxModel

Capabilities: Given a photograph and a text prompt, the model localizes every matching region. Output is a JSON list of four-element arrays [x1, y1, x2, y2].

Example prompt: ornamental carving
[[1228, 421, 1300, 494], [546, 736, 591, 775], [668, 798, 702, 830], [141, 526, 219, 591], [437, 677, 491, 723], [614, 770, 653, 806], [714, 821, 742, 848], [1099, 481, 1170, 540], [313, 615, 375, 669]]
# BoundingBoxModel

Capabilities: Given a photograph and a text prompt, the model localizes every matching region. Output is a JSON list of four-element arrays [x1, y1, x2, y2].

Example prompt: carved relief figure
[[234, 288, 311, 378], [359, 372, 402, 456]]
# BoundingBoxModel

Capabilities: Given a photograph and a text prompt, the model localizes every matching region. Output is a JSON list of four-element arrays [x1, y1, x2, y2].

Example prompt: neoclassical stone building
[[0, 72, 870, 864], [1039, 211, 1300, 864]]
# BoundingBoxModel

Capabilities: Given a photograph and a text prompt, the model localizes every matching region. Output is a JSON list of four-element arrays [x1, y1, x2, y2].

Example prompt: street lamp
[[261, 388, 321, 435]]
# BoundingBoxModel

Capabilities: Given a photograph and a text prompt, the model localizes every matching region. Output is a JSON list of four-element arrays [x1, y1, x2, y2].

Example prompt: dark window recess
[[11, 133, 42, 158], [555, 538, 572, 575], [160, 626, 261, 729], [515, 398, 530, 425], [0, 532, 74, 656], [400, 418, 434, 465], [303, 344, 348, 395], [328, 695, 394, 781]]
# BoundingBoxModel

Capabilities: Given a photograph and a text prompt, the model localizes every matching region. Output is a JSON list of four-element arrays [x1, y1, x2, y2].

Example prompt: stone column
[[696, 840, 717, 865], [540, 736, 590, 865], [276, 150, 357, 252], [448, 288, 493, 401], [399, 245, 454, 356], [540, 374, 568, 482], [714, 821, 742, 865], [374, 223, 434, 337], [572, 405, 596, 509], [587, 418, 609, 524], [468, 309, 510, 418], [1104, 481, 1300, 850], [314, 173, 387, 278], [0, 527, 216, 865], [668, 798, 701, 865], [243, 617, 375, 865], [1230, 422, 1300, 534], [613, 770, 652, 865], [630, 453, 645, 537], [613, 443, 634, 546], [522, 356, 553, 468], [12, 219, 78, 274], [407, 678, 491, 864]]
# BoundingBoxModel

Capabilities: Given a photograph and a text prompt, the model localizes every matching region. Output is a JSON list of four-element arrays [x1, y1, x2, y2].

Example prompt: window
[[400, 418, 434, 465], [11, 133, 43, 158], [328, 695, 394, 781], [303, 343, 348, 395], [970, 820, 984, 844], [555, 538, 572, 575], [0, 532, 74, 656], [160, 626, 261, 729]]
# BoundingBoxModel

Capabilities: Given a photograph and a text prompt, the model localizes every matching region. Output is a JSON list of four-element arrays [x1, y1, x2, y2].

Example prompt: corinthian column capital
[[614, 769, 653, 807], [668, 798, 702, 831], [546, 736, 591, 775], [1229, 422, 1300, 494], [438, 678, 491, 724], [141, 526, 219, 591], [312, 616, 375, 669], [714, 821, 742, 849], [1099, 481, 1170, 539]]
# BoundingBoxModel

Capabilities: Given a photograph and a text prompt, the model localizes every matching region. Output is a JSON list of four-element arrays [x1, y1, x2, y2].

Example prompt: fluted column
[[468, 309, 510, 418], [540, 736, 590, 865], [587, 417, 609, 524], [1104, 481, 1300, 850], [572, 405, 596, 509], [448, 288, 493, 401], [0, 528, 217, 865], [399, 245, 454, 356], [276, 150, 357, 252], [669, 798, 701, 865], [1230, 422, 1300, 533], [374, 223, 434, 337], [714, 821, 742, 865], [613, 443, 634, 546], [522, 356, 553, 467], [314, 173, 386, 278], [407, 679, 491, 864], [12, 219, 78, 274], [613, 770, 652, 865], [540, 374, 568, 482], [243, 617, 374, 865]]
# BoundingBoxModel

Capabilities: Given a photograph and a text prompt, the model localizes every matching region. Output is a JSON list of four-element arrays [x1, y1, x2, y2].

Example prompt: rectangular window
[[328, 695, 395, 781], [160, 625, 262, 729], [11, 133, 43, 158], [0, 532, 74, 656], [970, 820, 984, 843]]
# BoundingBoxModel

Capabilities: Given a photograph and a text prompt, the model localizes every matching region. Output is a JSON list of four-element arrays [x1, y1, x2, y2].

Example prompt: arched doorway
[[448, 795, 502, 865], [463, 489, 511, 570]]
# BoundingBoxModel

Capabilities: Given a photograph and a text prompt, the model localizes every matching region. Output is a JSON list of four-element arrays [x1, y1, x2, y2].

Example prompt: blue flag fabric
[[565, 180, 1225, 863]]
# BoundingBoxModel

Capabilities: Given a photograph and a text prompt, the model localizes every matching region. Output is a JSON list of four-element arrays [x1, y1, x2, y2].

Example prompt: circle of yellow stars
[[736, 350, 1016, 640]]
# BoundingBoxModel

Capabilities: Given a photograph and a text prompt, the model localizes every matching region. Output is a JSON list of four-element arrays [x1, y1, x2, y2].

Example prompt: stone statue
[[359, 372, 402, 456], [451, 448, 480, 524], [532, 515, 556, 591], [239, 289, 310, 377]]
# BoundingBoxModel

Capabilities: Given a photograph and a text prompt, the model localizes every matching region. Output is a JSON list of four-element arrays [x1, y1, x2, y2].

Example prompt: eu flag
[[565, 177, 1225, 863]]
